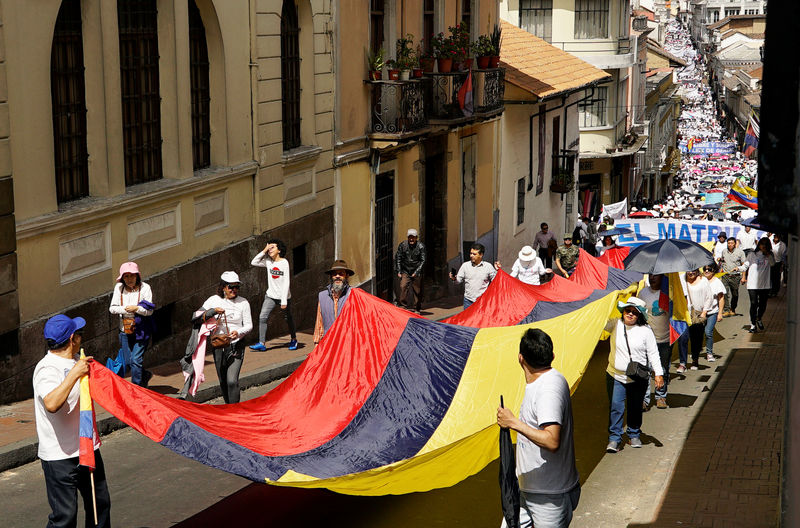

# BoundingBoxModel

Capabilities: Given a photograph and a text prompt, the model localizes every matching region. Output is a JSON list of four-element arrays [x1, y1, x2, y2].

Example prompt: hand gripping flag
[[79, 350, 100, 469]]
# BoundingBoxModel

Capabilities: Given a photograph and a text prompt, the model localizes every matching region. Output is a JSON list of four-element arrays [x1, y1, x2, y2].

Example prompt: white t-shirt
[[638, 286, 670, 343], [109, 282, 154, 332], [686, 277, 715, 313], [510, 257, 546, 285], [772, 241, 786, 263], [744, 251, 775, 290], [736, 228, 758, 251], [707, 277, 726, 314], [202, 295, 253, 343], [516, 368, 579, 494], [33, 352, 100, 461], [713, 241, 726, 261], [251, 251, 292, 304], [606, 320, 663, 383]]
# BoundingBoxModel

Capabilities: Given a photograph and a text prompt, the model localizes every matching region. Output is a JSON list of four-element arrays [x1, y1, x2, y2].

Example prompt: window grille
[[370, 0, 385, 54], [281, 0, 302, 151], [575, 0, 610, 39], [520, 0, 553, 43], [189, 0, 210, 170], [516, 178, 525, 226], [578, 86, 608, 127], [51, 0, 89, 203], [423, 0, 435, 55], [118, 0, 163, 186]]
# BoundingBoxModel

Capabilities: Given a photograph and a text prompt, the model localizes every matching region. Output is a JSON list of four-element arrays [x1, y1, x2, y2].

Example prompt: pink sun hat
[[116, 261, 141, 281]]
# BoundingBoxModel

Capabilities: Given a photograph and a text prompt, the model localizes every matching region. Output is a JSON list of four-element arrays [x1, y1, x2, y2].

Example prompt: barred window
[[461, 0, 472, 39], [281, 0, 301, 151], [118, 0, 163, 186], [574, 0, 610, 39], [51, 0, 89, 203], [370, 0, 385, 54], [578, 86, 608, 127], [189, 0, 211, 170], [423, 0, 435, 55], [520, 0, 553, 43], [516, 178, 526, 226]]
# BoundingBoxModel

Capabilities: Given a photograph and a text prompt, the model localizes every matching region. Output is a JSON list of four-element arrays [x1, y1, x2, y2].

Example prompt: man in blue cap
[[33, 314, 111, 527]]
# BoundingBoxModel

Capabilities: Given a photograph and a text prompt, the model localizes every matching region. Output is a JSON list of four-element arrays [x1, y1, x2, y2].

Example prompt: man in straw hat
[[313, 260, 355, 345]]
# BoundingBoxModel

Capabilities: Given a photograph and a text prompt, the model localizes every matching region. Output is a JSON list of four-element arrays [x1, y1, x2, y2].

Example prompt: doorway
[[423, 139, 448, 297], [374, 171, 394, 302], [461, 135, 477, 259]]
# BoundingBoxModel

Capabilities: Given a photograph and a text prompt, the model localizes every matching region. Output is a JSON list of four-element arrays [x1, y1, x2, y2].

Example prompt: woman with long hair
[[742, 237, 775, 333], [109, 262, 154, 387]]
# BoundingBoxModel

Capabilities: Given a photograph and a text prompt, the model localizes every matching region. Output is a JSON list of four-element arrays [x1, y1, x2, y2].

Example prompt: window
[[292, 243, 307, 274], [370, 0, 385, 54], [575, 0, 610, 39], [281, 0, 301, 151], [118, 0, 163, 186], [51, 0, 89, 203], [725, 8, 739, 17], [520, 0, 553, 43], [516, 178, 526, 226], [537, 106, 546, 194], [461, 0, 472, 38], [188, 0, 211, 170], [579, 86, 608, 127], [711, 9, 720, 22], [423, 0, 435, 55]]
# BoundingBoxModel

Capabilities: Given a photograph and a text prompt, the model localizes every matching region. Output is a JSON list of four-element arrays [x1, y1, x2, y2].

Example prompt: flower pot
[[489, 55, 501, 68], [399, 70, 411, 81], [388, 69, 400, 81], [437, 58, 453, 73], [420, 57, 435, 72], [369, 70, 382, 81], [463, 58, 473, 70], [413, 68, 424, 78], [477, 56, 491, 69]]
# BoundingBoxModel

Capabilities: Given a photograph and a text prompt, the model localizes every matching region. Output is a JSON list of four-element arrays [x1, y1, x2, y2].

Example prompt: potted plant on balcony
[[412, 45, 424, 78], [386, 59, 400, 81], [449, 23, 472, 71], [489, 24, 502, 68], [550, 167, 575, 194], [366, 47, 385, 81], [418, 40, 435, 72], [473, 35, 495, 69], [395, 34, 415, 80], [432, 32, 455, 73]]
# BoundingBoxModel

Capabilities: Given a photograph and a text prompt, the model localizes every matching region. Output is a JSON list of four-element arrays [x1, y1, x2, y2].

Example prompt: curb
[[0, 356, 306, 474]]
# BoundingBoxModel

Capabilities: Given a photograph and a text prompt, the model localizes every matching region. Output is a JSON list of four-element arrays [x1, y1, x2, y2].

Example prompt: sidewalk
[[0, 296, 464, 473], [574, 287, 786, 527]]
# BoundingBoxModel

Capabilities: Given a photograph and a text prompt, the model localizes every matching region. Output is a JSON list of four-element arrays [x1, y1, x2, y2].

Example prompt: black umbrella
[[678, 208, 705, 216], [499, 396, 520, 528], [623, 239, 714, 274], [701, 203, 720, 209], [598, 227, 634, 237], [741, 216, 777, 232]]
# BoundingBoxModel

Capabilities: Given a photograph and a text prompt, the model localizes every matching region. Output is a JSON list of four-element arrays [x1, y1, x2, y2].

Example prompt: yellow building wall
[[394, 148, 422, 245], [339, 162, 372, 287], [446, 131, 462, 259], [475, 121, 497, 236]]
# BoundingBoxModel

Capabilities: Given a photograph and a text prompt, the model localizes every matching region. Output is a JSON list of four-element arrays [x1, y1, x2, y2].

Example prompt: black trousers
[[538, 248, 553, 269], [688, 322, 705, 362], [770, 263, 783, 295], [41, 452, 111, 528], [748, 289, 769, 325], [213, 341, 245, 403]]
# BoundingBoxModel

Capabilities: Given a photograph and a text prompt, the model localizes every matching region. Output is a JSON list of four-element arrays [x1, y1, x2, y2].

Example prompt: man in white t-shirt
[[33, 314, 110, 527], [736, 225, 758, 255], [497, 329, 580, 528]]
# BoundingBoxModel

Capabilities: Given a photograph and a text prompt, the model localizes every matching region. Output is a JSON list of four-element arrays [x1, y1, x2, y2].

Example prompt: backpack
[[572, 225, 582, 246]]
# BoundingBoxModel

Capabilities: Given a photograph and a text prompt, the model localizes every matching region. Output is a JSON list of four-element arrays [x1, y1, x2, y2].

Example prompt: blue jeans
[[258, 296, 296, 343], [463, 298, 474, 310], [501, 486, 581, 528], [678, 331, 689, 366], [119, 332, 147, 386], [704, 312, 718, 356], [607, 374, 647, 442], [644, 341, 672, 404]]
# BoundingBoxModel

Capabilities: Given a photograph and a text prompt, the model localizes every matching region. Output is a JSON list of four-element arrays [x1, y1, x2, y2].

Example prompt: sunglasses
[[703, 268, 714, 273], [225, 283, 240, 290]]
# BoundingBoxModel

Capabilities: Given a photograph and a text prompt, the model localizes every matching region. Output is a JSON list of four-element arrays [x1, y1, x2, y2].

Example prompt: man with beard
[[313, 260, 355, 345]]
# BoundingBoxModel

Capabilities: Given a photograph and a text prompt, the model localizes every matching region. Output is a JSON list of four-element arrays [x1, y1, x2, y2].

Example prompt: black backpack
[[572, 225, 582, 246]]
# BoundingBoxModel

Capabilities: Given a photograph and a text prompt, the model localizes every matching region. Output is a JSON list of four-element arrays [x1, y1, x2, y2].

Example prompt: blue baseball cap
[[44, 315, 86, 348]]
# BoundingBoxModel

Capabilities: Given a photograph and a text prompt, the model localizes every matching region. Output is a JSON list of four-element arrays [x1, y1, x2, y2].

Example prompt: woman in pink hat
[[108, 262, 154, 387]]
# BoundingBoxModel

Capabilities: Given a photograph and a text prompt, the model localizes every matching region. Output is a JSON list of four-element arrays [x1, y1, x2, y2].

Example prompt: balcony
[[366, 68, 505, 141], [551, 151, 578, 194]]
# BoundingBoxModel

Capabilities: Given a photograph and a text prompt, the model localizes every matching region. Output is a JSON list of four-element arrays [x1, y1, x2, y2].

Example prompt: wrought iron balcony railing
[[366, 79, 427, 138], [551, 150, 578, 193]]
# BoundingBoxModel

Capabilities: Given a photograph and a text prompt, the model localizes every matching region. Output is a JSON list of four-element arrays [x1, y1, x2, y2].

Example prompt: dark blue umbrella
[[741, 216, 778, 232], [623, 239, 714, 274], [598, 227, 634, 237], [701, 203, 720, 209]]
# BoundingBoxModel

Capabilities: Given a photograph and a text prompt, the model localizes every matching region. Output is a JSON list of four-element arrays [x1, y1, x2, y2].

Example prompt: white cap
[[407, 228, 418, 237], [221, 271, 240, 283]]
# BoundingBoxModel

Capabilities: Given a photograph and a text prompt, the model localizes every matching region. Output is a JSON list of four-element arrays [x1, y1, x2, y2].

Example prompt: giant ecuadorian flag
[[87, 257, 639, 496]]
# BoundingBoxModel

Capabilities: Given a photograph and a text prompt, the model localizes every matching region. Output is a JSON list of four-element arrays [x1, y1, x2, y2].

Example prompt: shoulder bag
[[121, 288, 140, 335], [210, 312, 232, 348], [623, 326, 650, 382]]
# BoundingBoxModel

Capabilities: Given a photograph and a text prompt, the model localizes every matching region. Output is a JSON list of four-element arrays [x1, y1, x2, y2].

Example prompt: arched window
[[118, 0, 162, 185], [189, 0, 211, 170], [51, 0, 89, 203], [281, 0, 302, 151]]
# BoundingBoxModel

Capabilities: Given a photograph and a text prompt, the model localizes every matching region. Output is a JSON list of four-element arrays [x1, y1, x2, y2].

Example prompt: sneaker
[[288, 339, 298, 351], [250, 343, 268, 351], [676, 364, 687, 374], [707, 353, 716, 362], [606, 441, 619, 453], [630, 437, 643, 448], [748, 324, 757, 333], [757, 320, 765, 331], [656, 397, 668, 409], [690, 362, 699, 371]]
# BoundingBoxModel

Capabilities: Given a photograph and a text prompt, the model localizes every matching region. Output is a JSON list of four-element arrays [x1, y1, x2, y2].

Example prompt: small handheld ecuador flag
[[79, 349, 100, 469]]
